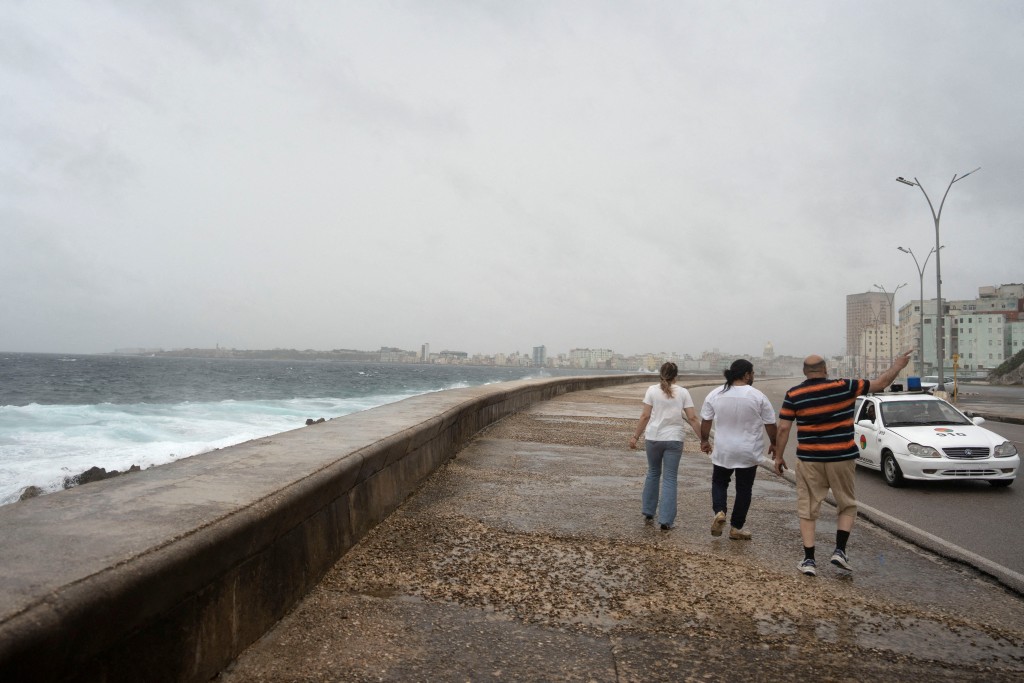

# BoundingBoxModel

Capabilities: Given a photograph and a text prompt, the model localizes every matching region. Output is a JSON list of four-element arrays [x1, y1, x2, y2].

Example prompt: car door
[[854, 397, 882, 467]]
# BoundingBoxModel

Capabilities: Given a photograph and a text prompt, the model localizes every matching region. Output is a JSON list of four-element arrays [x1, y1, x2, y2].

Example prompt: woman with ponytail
[[629, 362, 702, 530], [697, 359, 778, 540]]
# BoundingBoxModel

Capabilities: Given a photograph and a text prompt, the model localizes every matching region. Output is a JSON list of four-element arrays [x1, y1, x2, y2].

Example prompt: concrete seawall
[[0, 374, 650, 682]]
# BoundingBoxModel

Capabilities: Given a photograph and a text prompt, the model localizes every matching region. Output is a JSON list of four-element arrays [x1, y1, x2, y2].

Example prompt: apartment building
[[896, 283, 1024, 378], [847, 291, 895, 376], [846, 292, 891, 357]]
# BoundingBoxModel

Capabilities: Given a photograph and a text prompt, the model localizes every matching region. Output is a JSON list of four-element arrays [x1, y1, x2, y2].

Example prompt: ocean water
[[0, 353, 610, 506]]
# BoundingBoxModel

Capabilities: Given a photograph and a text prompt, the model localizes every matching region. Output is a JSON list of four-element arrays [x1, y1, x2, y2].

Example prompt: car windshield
[[880, 400, 971, 427]]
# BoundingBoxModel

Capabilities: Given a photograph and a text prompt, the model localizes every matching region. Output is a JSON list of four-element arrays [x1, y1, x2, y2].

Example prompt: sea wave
[[0, 355, 620, 506], [0, 392, 418, 505]]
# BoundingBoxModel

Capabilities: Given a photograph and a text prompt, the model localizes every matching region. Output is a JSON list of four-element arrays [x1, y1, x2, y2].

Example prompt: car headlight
[[907, 443, 941, 458], [994, 441, 1018, 458]]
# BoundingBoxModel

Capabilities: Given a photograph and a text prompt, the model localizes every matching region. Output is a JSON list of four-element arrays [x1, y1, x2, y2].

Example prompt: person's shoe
[[711, 511, 727, 536], [729, 527, 752, 540], [643, 514, 654, 525], [660, 523, 672, 531], [798, 558, 817, 576], [830, 548, 852, 571]]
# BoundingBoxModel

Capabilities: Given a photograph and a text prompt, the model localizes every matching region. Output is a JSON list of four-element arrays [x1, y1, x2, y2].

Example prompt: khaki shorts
[[795, 459, 857, 520]]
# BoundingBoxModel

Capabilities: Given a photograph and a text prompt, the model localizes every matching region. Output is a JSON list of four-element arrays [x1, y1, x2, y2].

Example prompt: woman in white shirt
[[698, 359, 778, 540], [629, 362, 702, 530]]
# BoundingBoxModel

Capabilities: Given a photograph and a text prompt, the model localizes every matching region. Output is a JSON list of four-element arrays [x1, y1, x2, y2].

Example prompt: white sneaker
[[711, 511, 727, 536]]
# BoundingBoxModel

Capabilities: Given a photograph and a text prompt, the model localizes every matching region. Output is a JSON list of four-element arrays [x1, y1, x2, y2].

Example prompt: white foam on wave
[[0, 391, 419, 505]]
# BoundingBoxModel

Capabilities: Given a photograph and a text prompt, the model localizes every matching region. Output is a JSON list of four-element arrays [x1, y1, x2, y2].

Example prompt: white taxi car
[[853, 392, 1019, 487]]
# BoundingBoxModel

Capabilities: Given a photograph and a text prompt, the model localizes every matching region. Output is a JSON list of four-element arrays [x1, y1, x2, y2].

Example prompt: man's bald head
[[803, 355, 827, 377]]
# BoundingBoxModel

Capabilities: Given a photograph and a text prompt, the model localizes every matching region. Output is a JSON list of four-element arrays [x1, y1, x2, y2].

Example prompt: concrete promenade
[[219, 381, 1024, 682]]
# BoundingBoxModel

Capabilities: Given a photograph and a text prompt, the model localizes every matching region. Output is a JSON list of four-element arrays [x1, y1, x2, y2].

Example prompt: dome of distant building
[[763, 342, 775, 359]]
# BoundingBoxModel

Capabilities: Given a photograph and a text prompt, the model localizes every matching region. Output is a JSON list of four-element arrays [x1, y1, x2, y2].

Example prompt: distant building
[[379, 346, 417, 363], [437, 350, 468, 364], [896, 283, 1023, 378], [856, 324, 897, 376], [846, 292, 891, 358], [532, 345, 547, 367], [421, 343, 430, 362], [568, 347, 614, 369]]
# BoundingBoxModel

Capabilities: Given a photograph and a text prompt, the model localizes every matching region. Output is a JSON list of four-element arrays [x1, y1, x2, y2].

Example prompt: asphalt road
[[688, 377, 1024, 576]]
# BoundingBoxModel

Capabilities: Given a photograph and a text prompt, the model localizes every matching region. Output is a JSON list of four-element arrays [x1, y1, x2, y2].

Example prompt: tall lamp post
[[873, 282, 906, 369], [895, 168, 980, 388], [897, 245, 940, 377]]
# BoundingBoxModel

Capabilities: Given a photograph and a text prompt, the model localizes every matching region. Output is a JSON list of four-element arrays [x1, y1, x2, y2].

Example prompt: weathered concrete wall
[[0, 374, 647, 683]]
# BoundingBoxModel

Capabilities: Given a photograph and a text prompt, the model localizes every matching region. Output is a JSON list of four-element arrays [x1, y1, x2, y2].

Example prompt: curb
[[856, 501, 1024, 597]]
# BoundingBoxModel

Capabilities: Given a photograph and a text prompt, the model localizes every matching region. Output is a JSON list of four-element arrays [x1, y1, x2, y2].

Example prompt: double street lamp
[[873, 282, 906, 370], [895, 167, 980, 388], [897, 245, 941, 377]]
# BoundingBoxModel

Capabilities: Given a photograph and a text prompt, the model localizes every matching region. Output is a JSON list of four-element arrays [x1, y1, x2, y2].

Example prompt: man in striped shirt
[[773, 351, 911, 576]]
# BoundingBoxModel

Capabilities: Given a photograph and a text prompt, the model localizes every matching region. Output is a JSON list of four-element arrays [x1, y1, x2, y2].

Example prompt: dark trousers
[[711, 464, 758, 530]]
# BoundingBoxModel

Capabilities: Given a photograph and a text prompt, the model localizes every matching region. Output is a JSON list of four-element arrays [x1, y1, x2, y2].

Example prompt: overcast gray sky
[[2, 1, 1022, 358]]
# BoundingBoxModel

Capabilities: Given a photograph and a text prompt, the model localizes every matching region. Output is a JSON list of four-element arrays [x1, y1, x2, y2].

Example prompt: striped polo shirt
[[779, 378, 870, 462]]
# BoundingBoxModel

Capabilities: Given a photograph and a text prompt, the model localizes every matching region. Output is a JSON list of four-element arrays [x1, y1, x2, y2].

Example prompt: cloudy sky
[[2, 1, 1022, 359]]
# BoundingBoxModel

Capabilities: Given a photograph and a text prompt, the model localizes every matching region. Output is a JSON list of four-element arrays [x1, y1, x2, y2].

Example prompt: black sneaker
[[830, 548, 852, 571], [798, 558, 817, 576]]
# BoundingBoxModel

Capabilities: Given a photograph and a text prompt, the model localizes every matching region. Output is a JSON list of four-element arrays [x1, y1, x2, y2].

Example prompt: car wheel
[[882, 451, 905, 487], [989, 479, 1013, 488]]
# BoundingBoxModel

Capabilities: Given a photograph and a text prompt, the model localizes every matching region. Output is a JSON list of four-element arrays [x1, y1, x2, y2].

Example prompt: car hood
[[885, 424, 1003, 445]]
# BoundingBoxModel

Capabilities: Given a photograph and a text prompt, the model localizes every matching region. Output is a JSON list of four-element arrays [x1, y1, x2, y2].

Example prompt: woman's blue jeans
[[642, 440, 683, 526], [711, 464, 758, 530]]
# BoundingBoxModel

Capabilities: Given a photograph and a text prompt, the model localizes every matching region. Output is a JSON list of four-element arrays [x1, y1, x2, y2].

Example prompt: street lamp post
[[897, 245, 940, 377], [895, 168, 980, 388], [873, 282, 907, 369]]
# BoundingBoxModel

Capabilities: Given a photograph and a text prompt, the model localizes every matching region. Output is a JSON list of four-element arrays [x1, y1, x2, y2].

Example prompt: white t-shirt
[[642, 383, 695, 442], [699, 384, 777, 468]]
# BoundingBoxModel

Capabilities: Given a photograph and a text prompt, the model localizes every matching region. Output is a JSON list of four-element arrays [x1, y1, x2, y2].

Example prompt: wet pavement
[[217, 382, 1024, 682]]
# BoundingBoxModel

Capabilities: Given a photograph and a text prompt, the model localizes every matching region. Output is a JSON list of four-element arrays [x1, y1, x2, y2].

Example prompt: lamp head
[[896, 177, 917, 187], [897, 246, 910, 253]]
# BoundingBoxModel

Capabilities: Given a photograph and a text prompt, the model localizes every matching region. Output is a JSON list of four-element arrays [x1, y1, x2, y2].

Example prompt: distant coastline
[[111, 347, 648, 371], [108, 346, 806, 376], [113, 347, 411, 363]]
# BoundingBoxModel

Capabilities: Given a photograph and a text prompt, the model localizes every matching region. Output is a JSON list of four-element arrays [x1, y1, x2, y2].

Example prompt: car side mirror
[[972, 416, 985, 426], [857, 419, 876, 430]]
